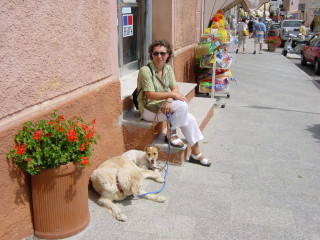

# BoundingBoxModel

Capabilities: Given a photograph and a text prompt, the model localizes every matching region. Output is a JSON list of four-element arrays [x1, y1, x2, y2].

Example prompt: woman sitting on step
[[136, 39, 212, 167]]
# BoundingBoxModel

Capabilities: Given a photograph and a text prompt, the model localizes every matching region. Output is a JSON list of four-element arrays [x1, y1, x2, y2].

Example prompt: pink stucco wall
[[174, 0, 200, 49], [153, 0, 173, 44], [0, 1, 121, 239], [153, 0, 201, 50], [0, 0, 118, 120], [153, 0, 201, 83]]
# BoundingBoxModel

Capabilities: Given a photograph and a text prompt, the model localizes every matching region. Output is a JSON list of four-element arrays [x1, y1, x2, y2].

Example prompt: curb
[[282, 55, 313, 81], [313, 79, 320, 89]]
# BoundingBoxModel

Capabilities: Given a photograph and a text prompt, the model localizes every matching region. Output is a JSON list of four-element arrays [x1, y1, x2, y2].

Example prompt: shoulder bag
[[243, 29, 249, 36], [132, 63, 153, 109]]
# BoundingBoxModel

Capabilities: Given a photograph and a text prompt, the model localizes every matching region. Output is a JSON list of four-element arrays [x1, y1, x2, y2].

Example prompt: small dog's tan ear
[[144, 147, 148, 152], [155, 146, 159, 151]]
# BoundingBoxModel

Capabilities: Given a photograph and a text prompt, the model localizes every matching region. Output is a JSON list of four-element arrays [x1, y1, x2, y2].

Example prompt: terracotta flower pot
[[31, 162, 90, 239], [268, 43, 277, 51]]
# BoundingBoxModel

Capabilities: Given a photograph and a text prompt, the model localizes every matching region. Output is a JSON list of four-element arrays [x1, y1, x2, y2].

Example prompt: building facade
[[0, 1, 203, 239], [297, 0, 320, 30]]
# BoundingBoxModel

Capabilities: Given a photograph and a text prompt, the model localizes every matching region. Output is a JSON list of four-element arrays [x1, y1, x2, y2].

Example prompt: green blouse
[[137, 62, 177, 114]]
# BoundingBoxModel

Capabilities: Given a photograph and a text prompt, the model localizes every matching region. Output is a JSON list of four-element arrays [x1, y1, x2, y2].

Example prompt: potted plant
[[265, 36, 281, 51], [7, 111, 98, 239]]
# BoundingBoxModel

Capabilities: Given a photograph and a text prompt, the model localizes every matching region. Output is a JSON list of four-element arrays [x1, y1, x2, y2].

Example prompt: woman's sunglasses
[[152, 52, 167, 56]]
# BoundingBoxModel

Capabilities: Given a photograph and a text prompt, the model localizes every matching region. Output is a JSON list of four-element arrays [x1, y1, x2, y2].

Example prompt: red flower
[[265, 36, 282, 47], [80, 156, 89, 166], [80, 143, 86, 151], [56, 127, 65, 132], [81, 124, 89, 131], [92, 119, 96, 125], [66, 128, 78, 142], [48, 121, 59, 127], [14, 144, 26, 154], [85, 129, 94, 141], [59, 115, 65, 121], [33, 130, 43, 140]]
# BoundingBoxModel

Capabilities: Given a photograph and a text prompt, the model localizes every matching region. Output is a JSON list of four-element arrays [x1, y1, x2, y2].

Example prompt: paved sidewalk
[[30, 39, 320, 240]]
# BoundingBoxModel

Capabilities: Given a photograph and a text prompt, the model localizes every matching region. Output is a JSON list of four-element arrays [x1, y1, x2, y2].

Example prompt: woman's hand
[[161, 101, 173, 115], [172, 92, 187, 102]]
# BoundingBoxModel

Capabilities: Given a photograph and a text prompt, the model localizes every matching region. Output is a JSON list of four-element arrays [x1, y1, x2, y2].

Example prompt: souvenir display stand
[[195, 10, 237, 108]]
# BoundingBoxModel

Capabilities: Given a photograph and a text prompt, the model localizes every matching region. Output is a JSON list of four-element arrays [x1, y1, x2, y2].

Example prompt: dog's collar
[[148, 161, 159, 170], [149, 164, 161, 171], [116, 175, 124, 193]]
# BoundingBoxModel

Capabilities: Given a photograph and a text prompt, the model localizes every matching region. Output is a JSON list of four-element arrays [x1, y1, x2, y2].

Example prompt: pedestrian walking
[[310, 19, 314, 32], [248, 18, 254, 38], [299, 21, 306, 40], [253, 17, 266, 54], [236, 18, 248, 54]]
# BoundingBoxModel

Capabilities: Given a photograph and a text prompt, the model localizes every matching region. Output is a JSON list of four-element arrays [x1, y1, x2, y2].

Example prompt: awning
[[244, 0, 270, 11], [217, 0, 270, 13], [222, 0, 250, 12]]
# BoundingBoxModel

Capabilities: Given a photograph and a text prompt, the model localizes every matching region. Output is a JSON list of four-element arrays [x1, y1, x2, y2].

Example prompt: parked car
[[301, 33, 320, 75], [277, 20, 311, 45], [267, 23, 280, 36]]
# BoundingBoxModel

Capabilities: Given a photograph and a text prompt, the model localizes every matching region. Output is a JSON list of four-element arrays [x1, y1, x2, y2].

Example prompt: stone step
[[152, 96, 216, 165], [177, 82, 197, 102]]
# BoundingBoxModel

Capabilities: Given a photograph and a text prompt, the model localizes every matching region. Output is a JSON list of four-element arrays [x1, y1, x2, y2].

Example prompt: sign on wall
[[122, 7, 131, 14], [123, 14, 133, 37]]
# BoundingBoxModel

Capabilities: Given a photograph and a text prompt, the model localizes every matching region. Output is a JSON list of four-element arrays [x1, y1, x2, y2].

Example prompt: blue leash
[[137, 112, 172, 198]]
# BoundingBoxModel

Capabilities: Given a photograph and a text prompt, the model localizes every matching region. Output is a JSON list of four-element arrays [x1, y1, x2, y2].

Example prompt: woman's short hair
[[148, 40, 173, 63], [241, 18, 246, 22]]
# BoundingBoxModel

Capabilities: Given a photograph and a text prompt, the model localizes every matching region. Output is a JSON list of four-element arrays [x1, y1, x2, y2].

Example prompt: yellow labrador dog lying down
[[90, 156, 165, 221]]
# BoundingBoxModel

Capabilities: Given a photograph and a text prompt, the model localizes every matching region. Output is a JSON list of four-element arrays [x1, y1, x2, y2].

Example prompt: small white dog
[[122, 146, 160, 171], [90, 156, 165, 222]]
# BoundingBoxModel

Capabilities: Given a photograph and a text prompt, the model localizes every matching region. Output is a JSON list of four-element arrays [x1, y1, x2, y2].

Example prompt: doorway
[[118, 0, 152, 77]]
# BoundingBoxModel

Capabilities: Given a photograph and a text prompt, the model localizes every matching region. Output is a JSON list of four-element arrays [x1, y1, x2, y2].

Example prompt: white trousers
[[238, 33, 247, 49], [142, 100, 203, 147]]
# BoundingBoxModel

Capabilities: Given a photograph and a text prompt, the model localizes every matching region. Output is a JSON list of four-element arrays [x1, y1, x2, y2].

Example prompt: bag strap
[[151, 109, 172, 136], [152, 68, 170, 91], [137, 63, 153, 94], [147, 64, 172, 135], [147, 63, 153, 76], [151, 109, 162, 135]]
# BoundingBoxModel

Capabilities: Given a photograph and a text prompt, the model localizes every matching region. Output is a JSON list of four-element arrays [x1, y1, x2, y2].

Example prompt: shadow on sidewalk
[[245, 105, 320, 115], [305, 124, 320, 142]]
